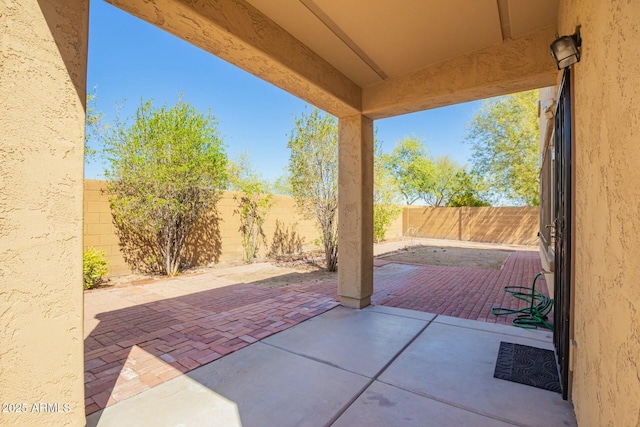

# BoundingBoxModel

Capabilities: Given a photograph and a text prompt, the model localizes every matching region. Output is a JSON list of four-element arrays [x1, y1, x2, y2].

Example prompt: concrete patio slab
[[434, 314, 554, 343], [86, 373, 243, 427], [262, 305, 429, 377], [378, 320, 576, 427], [85, 306, 576, 427], [87, 341, 369, 427], [83, 276, 338, 414], [364, 304, 437, 322], [333, 381, 516, 427]]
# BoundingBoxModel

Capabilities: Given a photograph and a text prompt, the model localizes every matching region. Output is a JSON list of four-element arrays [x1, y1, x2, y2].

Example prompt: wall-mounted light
[[550, 26, 582, 70]]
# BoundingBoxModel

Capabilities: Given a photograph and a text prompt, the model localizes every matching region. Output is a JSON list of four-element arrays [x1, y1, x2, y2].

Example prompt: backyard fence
[[84, 180, 325, 275], [84, 180, 536, 276], [403, 206, 539, 246]]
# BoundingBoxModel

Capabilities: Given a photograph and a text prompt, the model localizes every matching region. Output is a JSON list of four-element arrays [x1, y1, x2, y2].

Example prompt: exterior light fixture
[[550, 26, 582, 70]]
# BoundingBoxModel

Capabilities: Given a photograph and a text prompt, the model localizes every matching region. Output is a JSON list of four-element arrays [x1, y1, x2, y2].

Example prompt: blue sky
[[86, 0, 483, 181]]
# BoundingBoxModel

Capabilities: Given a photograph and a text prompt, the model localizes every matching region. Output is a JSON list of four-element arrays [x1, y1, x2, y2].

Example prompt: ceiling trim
[[299, 0, 388, 80], [498, 0, 512, 40]]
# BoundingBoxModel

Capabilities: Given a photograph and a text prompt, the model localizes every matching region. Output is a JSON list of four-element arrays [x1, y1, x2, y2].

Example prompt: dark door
[[553, 69, 572, 400]]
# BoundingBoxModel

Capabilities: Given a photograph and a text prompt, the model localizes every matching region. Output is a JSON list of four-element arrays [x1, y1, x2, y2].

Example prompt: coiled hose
[[491, 272, 554, 330]]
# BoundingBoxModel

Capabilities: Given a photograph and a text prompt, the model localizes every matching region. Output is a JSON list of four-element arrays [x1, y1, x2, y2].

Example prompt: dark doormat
[[494, 342, 562, 393]]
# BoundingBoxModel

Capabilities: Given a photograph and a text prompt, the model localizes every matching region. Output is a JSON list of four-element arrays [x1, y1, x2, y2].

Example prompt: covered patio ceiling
[[106, 0, 559, 119]]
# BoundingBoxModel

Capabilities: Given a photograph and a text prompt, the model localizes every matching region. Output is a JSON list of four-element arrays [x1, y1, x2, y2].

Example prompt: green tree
[[270, 173, 293, 196], [384, 140, 472, 207], [446, 170, 491, 207], [105, 98, 227, 275], [465, 90, 540, 206], [384, 137, 435, 205], [287, 108, 338, 272], [85, 90, 104, 161], [374, 140, 402, 243], [419, 155, 463, 207], [228, 153, 274, 263]]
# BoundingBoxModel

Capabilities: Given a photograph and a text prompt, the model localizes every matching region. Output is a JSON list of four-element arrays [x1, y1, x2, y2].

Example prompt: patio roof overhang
[[3, 1, 575, 423], [103, 0, 562, 310], [105, 0, 559, 119]]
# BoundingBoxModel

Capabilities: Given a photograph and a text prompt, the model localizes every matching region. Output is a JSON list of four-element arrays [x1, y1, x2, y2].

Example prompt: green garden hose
[[491, 272, 554, 330]]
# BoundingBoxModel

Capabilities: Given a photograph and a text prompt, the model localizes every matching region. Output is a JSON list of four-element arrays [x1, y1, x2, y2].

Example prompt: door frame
[[553, 69, 573, 400]]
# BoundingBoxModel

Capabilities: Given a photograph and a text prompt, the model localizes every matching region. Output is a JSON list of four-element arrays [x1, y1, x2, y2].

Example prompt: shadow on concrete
[[84, 268, 338, 423]]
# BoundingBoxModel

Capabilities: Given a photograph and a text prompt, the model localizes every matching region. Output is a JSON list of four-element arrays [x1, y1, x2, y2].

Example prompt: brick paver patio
[[372, 251, 549, 324], [84, 248, 548, 415]]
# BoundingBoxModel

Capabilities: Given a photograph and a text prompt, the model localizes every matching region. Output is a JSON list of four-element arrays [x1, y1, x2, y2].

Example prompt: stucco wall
[[84, 180, 322, 276], [0, 1, 87, 426], [405, 206, 539, 246], [557, 0, 640, 425]]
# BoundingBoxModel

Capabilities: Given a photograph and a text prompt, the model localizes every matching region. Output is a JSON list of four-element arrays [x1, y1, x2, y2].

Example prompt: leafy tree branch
[[104, 97, 227, 275], [287, 108, 338, 272], [466, 90, 540, 206]]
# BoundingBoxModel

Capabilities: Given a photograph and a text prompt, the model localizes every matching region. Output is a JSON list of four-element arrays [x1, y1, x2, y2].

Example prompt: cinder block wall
[[84, 180, 130, 275], [84, 180, 322, 276], [85, 180, 538, 276], [405, 207, 460, 240], [216, 191, 321, 262], [384, 213, 404, 241], [461, 207, 539, 245], [404, 206, 539, 246]]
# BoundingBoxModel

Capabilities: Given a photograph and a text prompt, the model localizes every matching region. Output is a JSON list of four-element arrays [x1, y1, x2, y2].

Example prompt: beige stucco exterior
[[362, 27, 558, 119], [3, 0, 640, 425], [338, 115, 374, 308], [554, 0, 640, 425], [0, 1, 87, 426]]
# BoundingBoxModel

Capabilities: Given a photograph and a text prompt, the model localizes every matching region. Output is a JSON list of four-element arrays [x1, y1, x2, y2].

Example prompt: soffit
[[243, 0, 382, 87], [245, 0, 559, 89], [508, 0, 559, 39], [309, 0, 503, 78]]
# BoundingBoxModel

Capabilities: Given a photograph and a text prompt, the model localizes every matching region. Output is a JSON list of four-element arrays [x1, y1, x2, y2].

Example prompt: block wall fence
[[403, 206, 539, 246], [84, 180, 536, 276]]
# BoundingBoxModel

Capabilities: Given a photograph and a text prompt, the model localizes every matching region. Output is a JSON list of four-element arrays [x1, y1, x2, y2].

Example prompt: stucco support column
[[1, 1, 88, 425], [338, 115, 374, 308]]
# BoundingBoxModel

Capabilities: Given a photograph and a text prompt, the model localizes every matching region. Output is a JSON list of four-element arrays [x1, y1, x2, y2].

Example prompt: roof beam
[[362, 27, 558, 120], [299, 0, 388, 80], [106, 0, 362, 117]]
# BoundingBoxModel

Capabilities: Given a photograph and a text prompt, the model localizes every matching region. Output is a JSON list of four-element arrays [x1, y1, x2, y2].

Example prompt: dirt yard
[[97, 253, 336, 291], [94, 241, 517, 291], [377, 245, 512, 270], [216, 263, 336, 288]]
